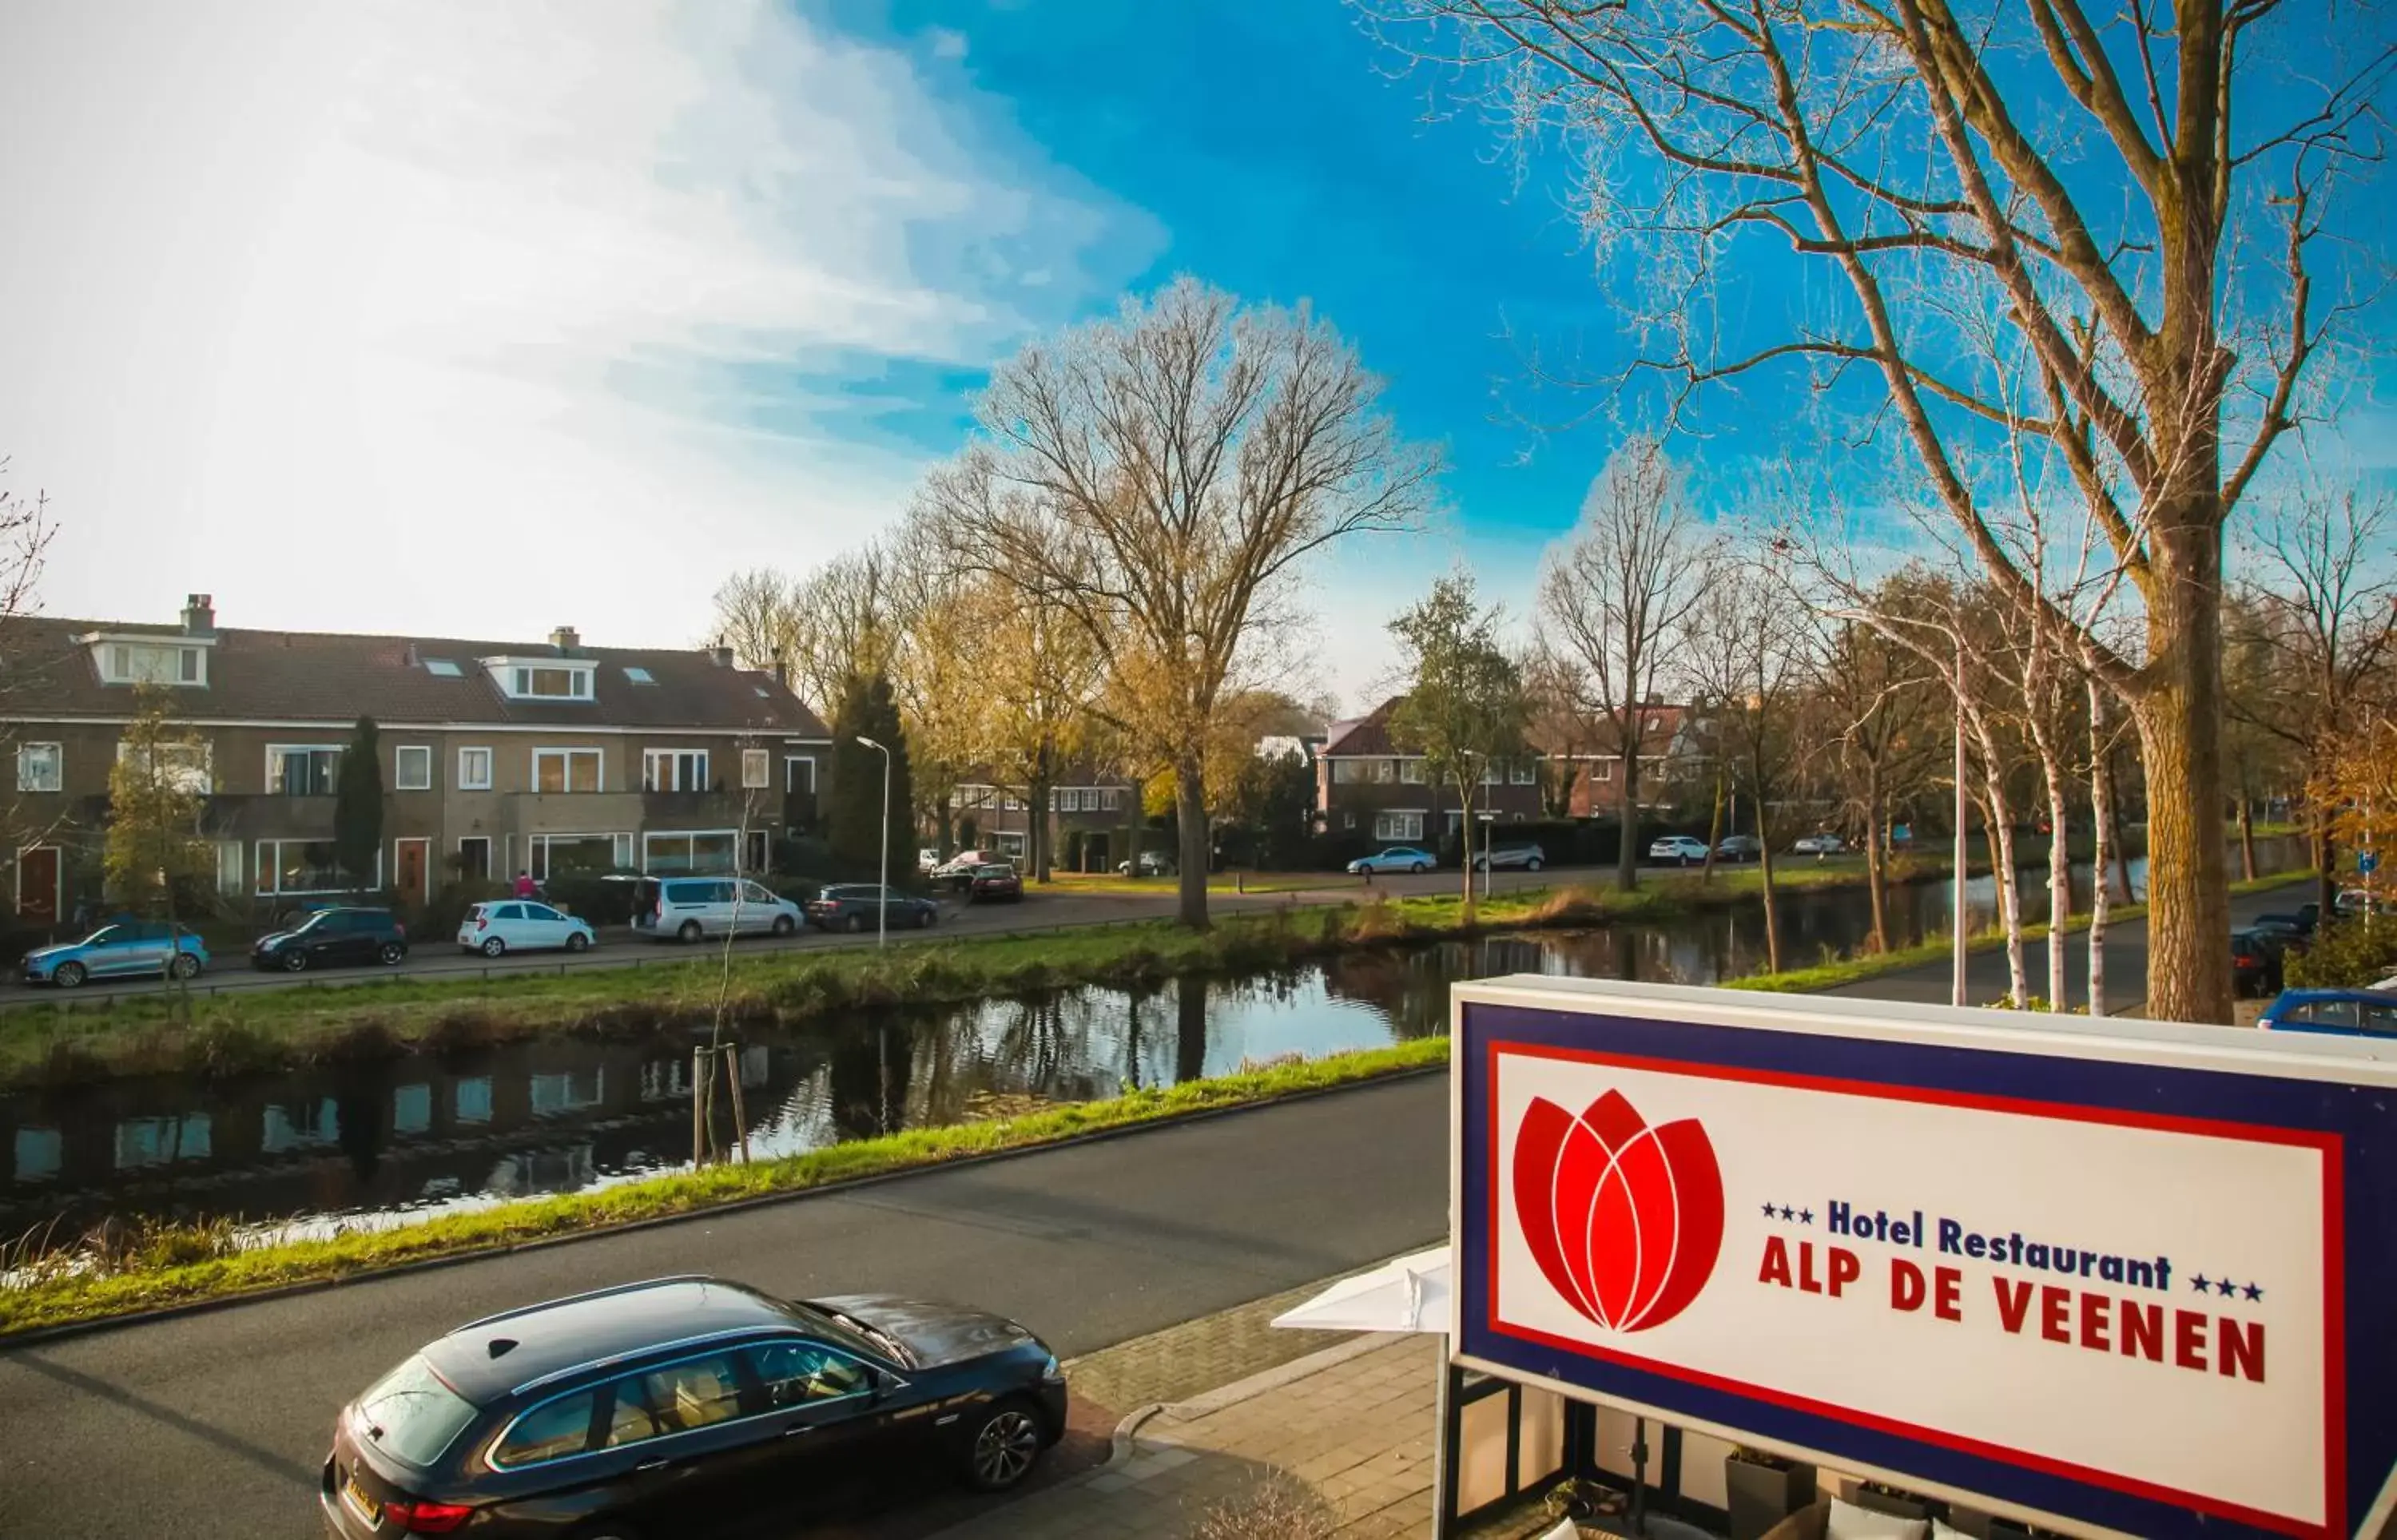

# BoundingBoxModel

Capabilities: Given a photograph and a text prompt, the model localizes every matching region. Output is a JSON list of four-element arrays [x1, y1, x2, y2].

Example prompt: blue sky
[[4, 0, 2388, 713]]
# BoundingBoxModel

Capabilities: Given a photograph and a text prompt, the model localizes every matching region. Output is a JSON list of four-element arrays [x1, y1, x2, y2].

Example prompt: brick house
[[1535, 703, 1700, 818], [948, 766, 1142, 870], [2, 596, 830, 927], [1314, 698, 1545, 845]]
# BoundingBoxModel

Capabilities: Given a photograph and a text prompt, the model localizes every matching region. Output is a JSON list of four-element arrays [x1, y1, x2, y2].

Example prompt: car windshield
[[356, 1355, 479, 1467]]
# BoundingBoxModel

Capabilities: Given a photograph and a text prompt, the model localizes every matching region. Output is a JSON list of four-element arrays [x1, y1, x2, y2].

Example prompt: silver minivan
[[631, 876, 804, 942]]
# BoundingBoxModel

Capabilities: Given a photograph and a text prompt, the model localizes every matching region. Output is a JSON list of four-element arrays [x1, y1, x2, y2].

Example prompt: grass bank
[[0, 856, 1922, 1090], [0, 1038, 1448, 1337]]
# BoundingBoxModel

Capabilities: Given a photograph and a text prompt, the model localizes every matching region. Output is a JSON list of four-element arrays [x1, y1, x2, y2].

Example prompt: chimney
[[709, 641, 735, 668], [770, 649, 788, 687], [181, 593, 215, 636], [550, 625, 580, 653]]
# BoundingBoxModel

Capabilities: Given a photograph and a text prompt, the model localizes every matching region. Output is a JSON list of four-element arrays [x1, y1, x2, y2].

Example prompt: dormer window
[[89, 637, 210, 687], [482, 657, 594, 701]]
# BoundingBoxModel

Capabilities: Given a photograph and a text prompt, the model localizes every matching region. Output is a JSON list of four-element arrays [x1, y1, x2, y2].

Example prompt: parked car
[[2334, 887, 2392, 919], [1472, 843, 1545, 871], [2253, 903, 2320, 938], [1715, 835, 1764, 862], [967, 863, 1025, 903], [21, 922, 209, 988], [1648, 835, 1710, 867], [1115, 851, 1177, 878], [933, 851, 1003, 891], [2229, 928, 2287, 998], [632, 877, 804, 943], [2246, 915, 2313, 954], [1348, 847, 1434, 875], [320, 1276, 1067, 1540], [1792, 833, 1845, 855], [918, 847, 943, 875], [807, 884, 940, 932], [457, 901, 596, 958], [2258, 986, 2397, 1038], [252, 907, 408, 973]]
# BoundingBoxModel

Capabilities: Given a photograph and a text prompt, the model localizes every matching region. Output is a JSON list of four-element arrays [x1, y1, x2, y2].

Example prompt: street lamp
[[856, 736, 891, 948]]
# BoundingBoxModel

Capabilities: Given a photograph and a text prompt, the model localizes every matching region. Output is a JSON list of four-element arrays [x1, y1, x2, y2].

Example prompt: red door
[[395, 839, 428, 907], [17, 847, 58, 927]]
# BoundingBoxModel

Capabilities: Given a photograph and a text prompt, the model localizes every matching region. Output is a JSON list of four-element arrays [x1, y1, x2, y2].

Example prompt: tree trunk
[[1460, 776, 1479, 921], [2236, 767, 2257, 883], [1863, 760, 1888, 955], [1700, 768, 1724, 887], [2133, 581, 2233, 1022], [1173, 760, 1210, 929], [2087, 678, 2112, 1020], [1616, 740, 1640, 892], [2314, 810, 2335, 919], [1974, 742, 2027, 1008], [1755, 787, 1782, 974], [1028, 768, 1052, 886], [2108, 752, 2137, 905], [2027, 720, 2070, 1011]]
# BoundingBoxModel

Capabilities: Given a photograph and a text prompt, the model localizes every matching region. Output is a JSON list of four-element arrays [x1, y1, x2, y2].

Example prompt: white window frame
[[1397, 759, 1426, 784], [1101, 788, 1122, 811], [532, 748, 604, 794], [785, 756, 817, 795], [265, 743, 342, 796], [254, 838, 365, 895], [644, 748, 710, 792], [458, 746, 494, 792], [740, 748, 770, 790], [395, 744, 433, 792], [1509, 763, 1538, 785], [1593, 759, 1616, 782], [489, 660, 594, 701], [457, 835, 493, 879], [16, 742, 60, 793], [527, 832, 633, 881], [97, 639, 208, 687], [215, 841, 243, 895], [121, 740, 214, 795], [1373, 810, 1425, 843], [641, 829, 739, 875]]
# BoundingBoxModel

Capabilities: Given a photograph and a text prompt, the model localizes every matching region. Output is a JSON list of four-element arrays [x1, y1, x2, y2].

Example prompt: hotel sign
[[1450, 978, 2397, 1540]]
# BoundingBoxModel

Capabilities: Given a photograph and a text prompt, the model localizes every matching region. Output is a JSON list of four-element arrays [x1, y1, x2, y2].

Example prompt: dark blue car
[[2257, 986, 2397, 1038]]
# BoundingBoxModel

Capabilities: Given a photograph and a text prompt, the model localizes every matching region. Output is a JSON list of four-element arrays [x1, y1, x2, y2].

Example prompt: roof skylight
[[424, 659, 463, 677]]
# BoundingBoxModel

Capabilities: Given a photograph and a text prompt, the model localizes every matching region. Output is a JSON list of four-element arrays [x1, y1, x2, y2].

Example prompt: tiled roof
[[2, 615, 830, 736], [1321, 697, 1691, 760], [1318, 699, 1405, 757]]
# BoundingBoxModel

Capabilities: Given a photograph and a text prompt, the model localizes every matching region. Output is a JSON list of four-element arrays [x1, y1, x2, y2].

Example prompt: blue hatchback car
[[21, 922, 210, 988], [2256, 986, 2397, 1038]]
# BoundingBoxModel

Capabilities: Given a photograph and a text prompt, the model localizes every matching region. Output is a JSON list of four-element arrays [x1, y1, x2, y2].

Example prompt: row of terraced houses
[[2, 596, 830, 929]]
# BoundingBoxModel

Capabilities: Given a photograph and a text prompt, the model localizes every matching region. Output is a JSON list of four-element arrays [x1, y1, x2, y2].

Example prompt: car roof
[[2272, 986, 2397, 1004], [423, 1277, 801, 1405]]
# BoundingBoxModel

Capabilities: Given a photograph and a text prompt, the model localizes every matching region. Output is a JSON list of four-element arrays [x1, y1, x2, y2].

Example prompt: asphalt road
[[0, 1074, 1450, 1540], [9, 863, 1592, 1007]]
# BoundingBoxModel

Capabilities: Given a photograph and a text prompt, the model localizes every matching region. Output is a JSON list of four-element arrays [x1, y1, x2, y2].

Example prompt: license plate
[[341, 1471, 380, 1526]]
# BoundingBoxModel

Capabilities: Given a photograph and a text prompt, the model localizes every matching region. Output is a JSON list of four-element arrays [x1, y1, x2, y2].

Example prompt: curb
[[0, 1063, 1448, 1350], [1105, 1332, 1403, 1459]]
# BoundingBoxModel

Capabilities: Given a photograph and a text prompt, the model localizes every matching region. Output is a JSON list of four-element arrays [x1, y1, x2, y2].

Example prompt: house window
[[644, 749, 709, 792], [744, 829, 769, 872], [16, 743, 59, 793], [1398, 760, 1426, 784], [395, 745, 432, 792], [642, 830, 737, 875], [267, 745, 341, 796], [1330, 760, 1365, 784], [623, 666, 655, 685], [511, 665, 593, 700], [528, 833, 627, 880], [741, 749, 770, 790], [254, 839, 348, 895], [1342, 811, 1357, 830], [1372, 760, 1397, 784], [1481, 764, 1504, 786], [1593, 760, 1615, 782], [423, 658, 463, 677], [122, 740, 213, 794], [1509, 763, 1537, 784], [534, 748, 603, 793], [1101, 788, 1121, 811], [785, 756, 816, 794], [215, 842, 243, 894], [458, 835, 491, 879], [1373, 811, 1425, 842], [98, 641, 206, 686], [458, 747, 493, 791]]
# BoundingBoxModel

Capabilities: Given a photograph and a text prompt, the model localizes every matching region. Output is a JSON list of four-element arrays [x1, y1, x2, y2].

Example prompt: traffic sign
[[2361, 851, 2380, 876]]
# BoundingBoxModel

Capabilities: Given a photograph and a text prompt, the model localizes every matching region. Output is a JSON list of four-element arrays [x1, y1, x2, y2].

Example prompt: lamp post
[[1952, 633, 1968, 1009], [857, 735, 891, 948]]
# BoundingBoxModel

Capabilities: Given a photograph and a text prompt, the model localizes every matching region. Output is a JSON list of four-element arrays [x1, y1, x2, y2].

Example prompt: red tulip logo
[[1512, 1089, 1723, 1332]]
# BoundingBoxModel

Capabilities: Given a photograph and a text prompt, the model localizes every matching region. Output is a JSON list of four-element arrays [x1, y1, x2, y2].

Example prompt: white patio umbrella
[[1270, 1245, 1453, 1334]]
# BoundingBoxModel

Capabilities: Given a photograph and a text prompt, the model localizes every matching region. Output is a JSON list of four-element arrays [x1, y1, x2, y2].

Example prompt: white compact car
[[458, 901, 597, 956], [1648, 835, 1710, 865], [1793, 833, 1846, 855]]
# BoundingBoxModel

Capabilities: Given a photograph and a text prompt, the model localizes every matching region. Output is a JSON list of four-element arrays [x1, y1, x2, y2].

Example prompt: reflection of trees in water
[[1177, 976, 1206, 1083], [825, 1020, 915, 1143]]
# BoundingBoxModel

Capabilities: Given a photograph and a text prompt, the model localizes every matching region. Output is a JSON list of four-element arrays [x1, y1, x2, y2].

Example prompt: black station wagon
[[321, 1276, 1067, 1538]]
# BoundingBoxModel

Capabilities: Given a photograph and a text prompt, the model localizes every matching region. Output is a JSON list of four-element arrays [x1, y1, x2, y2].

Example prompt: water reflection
[[0, 838, 2304, 1240]]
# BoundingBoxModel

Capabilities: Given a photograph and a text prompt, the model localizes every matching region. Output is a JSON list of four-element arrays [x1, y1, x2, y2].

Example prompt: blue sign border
[[1453, 995, 2397, 1540]]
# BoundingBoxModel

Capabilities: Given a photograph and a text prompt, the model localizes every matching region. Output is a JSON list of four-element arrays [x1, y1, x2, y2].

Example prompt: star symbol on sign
[[1799, 1209, 1814, 1225], [2216, 1276, 2238, 1297], [1779, 1205, 1796, 1221], [2243, 1281, 2264, 1301], [1760, 1201, 1778, 1219], [2192, 1273, 2212, 1293]]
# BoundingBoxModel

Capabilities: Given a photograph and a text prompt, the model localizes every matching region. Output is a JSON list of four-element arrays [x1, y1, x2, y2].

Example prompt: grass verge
[[0, 1038, 1449, 1337]]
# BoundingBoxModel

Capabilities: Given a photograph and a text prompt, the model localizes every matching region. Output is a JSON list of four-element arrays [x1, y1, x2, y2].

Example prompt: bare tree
[[924, 279, 1439, 927], [1539, 437, 1711, 891], [1816, 615, 1941, 954], [1358, 0, 2394, 1022], [0, 461, 58, 872], [710, 547, 903, 715], [1389, 572, 1531, 916]]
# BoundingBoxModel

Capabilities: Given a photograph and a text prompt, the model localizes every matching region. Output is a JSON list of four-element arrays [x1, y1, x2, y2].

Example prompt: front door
[[16, 847, 58, 927], [394, 839, 429, 907]]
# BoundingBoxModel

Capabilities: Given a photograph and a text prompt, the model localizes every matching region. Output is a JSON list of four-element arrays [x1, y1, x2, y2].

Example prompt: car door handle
[[634, 1457, 673, 1471], [780, 1423, 815, 1438]]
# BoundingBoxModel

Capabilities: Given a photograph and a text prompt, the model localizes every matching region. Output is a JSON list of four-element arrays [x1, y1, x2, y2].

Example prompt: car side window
[[493, 1390, 598, 1467], [525, 904, 561, 921], [602, 1354, 745, 1447], [742, 883, 777, 904], [745, 1341, 873, 1411], [2315, 1000, 2361, 1030], [2360, 1004, 2397, 1035]]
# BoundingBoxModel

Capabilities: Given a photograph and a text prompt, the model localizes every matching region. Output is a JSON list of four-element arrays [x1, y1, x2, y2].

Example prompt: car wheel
[[772, 913, 797, 937], [565, 931, 590, 953], [962, 1399, 1045, 1493], [168, 952, 201, 979], [481, 936, 507, 958], [918, 907, 936, 928], [677, 920, 703, 943], [847, 913, 868, 934], [52, 960, 85, 989], [282, 951, 310, 973], [1526, 858, 1542, 871], [379, 942, 406, 966], [1412, 862, 1427, 875]]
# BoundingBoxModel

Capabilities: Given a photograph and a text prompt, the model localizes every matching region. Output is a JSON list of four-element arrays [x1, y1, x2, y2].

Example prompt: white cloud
[[0, 0, 1159, 656]]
